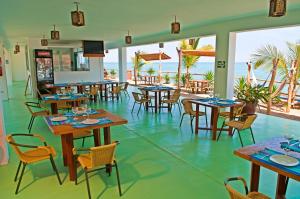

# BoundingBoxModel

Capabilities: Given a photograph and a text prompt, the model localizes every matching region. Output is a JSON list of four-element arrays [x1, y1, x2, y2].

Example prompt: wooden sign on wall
[[217, 60, 226, 68]]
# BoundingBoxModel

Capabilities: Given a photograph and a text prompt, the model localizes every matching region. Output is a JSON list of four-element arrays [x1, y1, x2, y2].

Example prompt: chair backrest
[[25, 102, 46, 115], [132, 92, 141, 101], [181, 99, 194, 114], [241, 114, 257, 129], [224, 177, 250, 199], [171, 92, 181, 101], [112, 86, 122, 94], [6, 135, 23, 159], [90, 86, 98, 95], [233, 102, 246, 116], [123, 82, 129, 90], [90, 143, 117, 167]]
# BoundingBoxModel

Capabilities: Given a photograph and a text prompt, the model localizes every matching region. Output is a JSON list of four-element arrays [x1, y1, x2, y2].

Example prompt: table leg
[[155, 92, 158, 113], [159, 91, 162, 111], [51, 103, 58, 114], [61, 133, 76, 181], [250, 163, 260, 192], [145, 91, 149, 111], [100, 85, 103, 100], [275, 174, 288, 199], [167, 91, 171, 111], [211, 107, 219, 140], [93, 129, 101, 146], [195, 104, 199, 135], [229, 107, 234, 136], [105, 84, 108, 101], [104, 127, 112, 173]]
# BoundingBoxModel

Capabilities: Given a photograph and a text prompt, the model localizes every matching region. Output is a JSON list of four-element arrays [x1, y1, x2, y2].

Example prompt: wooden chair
[[224, 177, 271, 199], [73, 142, 122, 199], [179, 99, 207, 132], [25, 102, 50, 133], [108, 86, 122, 101], [219, 101, 246, 130], [85, 86, 99, 102], [6, 133, 62, 194], [160, 89, 181, 113], [120, 82, 129, 97], [217, 114, 257, 147], [131, 92, 152, 115]]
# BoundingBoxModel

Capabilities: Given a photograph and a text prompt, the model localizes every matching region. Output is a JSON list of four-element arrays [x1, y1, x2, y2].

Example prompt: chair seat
[[247, 192, 271, 199], [138, 98, 150, 103], [161, 99, 176, 104], [32, 110, 49, 117], [78, 154, 115, 170], [225, 120, 244, 130], [190, 110, 206, 117], [73, 130, 92, 139], [219, 111, 230, 118], [21, 146, 56, 164]]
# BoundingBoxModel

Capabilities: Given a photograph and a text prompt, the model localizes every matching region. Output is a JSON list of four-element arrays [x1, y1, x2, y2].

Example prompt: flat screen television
[[82, 40, 105, 57]]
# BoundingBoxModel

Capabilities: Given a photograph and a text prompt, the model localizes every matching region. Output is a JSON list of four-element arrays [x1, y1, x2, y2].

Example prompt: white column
[[0, 86, 9, 165], [99, 57, 104, 81], [118, 47, 127, 82], [214, 31, 237, 99]]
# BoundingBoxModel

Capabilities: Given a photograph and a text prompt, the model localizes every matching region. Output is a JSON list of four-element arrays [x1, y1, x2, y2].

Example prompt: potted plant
[[147, 67, 155, 76], [234, 77, 270, 114], [110, 69, 117, 79], [164, 73, 170, 84]]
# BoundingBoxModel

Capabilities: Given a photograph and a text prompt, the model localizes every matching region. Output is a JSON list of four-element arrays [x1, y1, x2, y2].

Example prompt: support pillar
[[214, 31, 237, 99], [118, 47, 127, 82], [99, 57, 104, 81]]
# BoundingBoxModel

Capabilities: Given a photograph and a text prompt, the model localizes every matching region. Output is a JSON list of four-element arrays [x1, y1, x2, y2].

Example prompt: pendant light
[[125, 31, 132, 44], [14, 50, 18, 54], [15, 43, 20, 53], [41, 35, 48, 46], [269, 0, 286, 17], [105, 49, 109, 53], [71, 2, 85, 26], [189, 38, 195, 46], [159, 42, 164, 48], [51, 25, 60, 40], [171, 16, 180, 34]]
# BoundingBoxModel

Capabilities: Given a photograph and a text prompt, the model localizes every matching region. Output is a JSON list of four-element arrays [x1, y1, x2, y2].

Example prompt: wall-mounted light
[[71, 2, 85, 26], [105, 49, 109, 53], [171, 16, 180, 34], [189, 38, 195, 46], [41, 35, 48, 46], [15, 43, 20, 53], [269, 0, 286, 17], [51, 25, 60, 40], [159, 42, 164, 48], [125, 31, 132, 44]]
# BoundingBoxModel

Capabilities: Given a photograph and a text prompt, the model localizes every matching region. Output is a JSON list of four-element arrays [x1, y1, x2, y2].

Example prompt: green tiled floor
[[1, 81, 300, 198]]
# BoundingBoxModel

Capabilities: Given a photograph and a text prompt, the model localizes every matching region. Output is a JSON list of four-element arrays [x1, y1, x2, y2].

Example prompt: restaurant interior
[[0, 0, 300, 199]]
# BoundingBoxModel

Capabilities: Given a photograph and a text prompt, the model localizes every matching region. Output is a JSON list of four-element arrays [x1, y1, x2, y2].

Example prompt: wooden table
[[45, 109, 128, 181], [234, 137, 300, 199], [140, 87, 174, 113], [42, 95, 89, 114], [96, 81, 119, 101], [190, 99, 238, 140]]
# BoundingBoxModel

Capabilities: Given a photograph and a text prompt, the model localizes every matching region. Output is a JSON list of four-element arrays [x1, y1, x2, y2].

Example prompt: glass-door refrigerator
[[34, 49, 54, 92]]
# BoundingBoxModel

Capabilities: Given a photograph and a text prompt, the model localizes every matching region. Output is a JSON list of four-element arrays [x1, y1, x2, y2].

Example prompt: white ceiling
[[1, 0, 300, 45]]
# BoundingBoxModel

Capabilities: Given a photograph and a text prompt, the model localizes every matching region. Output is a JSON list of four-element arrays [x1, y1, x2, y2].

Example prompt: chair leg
[[15, 163, 26, 194], [177, 102, 181, 113], [114, 161, 122, 196], [74, 157, 78, 185], [179, 113, 186, 127], [205, 108, 208, 127], [84, 170, 92, 199], [82, 137, 86, 147], [14, 161, 22, 182], [131, 102, 136, 113], [27, 116, 33, 130], [137, 103, 142, 115], [249, 127, 255, 144], [28, 116, 35, 134], [49, 155, 62, 185], [237, 130, 244, 147], [190, 115, 194, 134], [217, 121, 225, 141]]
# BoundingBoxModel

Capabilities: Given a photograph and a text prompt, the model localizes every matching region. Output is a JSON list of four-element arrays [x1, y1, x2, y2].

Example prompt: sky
[[104, 26, 300, 63]]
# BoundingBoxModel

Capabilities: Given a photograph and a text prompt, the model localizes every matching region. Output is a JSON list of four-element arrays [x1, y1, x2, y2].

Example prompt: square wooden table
[[234, 137, 300, 199], [45, 109, 128, 181], [42, 94, 89, 114], [140, 86, 174, 113], [190, 99, 238, 140]]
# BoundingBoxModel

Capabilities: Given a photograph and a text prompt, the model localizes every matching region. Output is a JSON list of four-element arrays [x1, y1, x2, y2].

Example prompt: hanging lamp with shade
[[159, 42, 164, 48], [105, 49, 109, 53], [71, 2, 85, 26], [15, 43, 20, 53], [189, 38, 195, 46], [51, 25, 60, 40], [125, 31, 132, 44], [269, 0, 286, 17], [171, 16, 180, 34]]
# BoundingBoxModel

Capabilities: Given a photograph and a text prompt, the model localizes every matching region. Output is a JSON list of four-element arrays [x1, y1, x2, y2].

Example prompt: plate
[[60, 96, 71, 100], [45, 96, 56, 99], [81, 119, 99, 125], [269, 154, 299, 167], [51, 116, 68, 122]]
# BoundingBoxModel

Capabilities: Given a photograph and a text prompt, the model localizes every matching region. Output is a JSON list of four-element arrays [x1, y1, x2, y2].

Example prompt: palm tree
[[180, 38, 214, 87], [133, 51, 147, 85]]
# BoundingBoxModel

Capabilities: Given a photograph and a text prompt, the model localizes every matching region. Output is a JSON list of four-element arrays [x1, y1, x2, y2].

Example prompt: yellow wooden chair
[[6, 133, 62, 194], [131, 92, 152, 115], [120, 82, 130, 97], [108, 86, 122, 101], [85, 86, 99, 102], [160, 89, 181, 113], [224, 177, 270, 199], [25, 102, 50, 133], [179, 99, 208, 132], [73, 142, 122, 199], [217, 114, 257, 147]]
